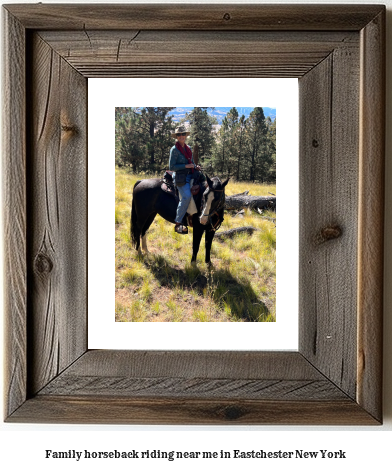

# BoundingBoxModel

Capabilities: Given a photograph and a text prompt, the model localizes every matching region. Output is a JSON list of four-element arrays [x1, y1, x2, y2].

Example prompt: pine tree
[[235, 115, 247, 180], [139, 107, 176, 169], [115, 106, 276, 181], [264, 116, 276, 182], [115, 107, 147, 172], [154, 113, 176, 169], [115, 107, 176, 173], [223, 107, 239, 176], [185, 107, 217, 165], [244, 107, 267, 182]]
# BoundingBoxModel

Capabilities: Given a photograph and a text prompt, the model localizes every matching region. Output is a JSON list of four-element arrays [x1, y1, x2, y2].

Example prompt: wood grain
[[39, 30, 358, 78], [299, 40, 360, 400], [36, 350, 345, 401], [39, 376, 347, 401], [59, 350, 321, 379], [4, 4, 383, 31], [2, 9, 27, 419], [2, 4, 385, 425], [27, 33, 87, 395], [357, 10, 385, 423], [9, 396, 379, 425]]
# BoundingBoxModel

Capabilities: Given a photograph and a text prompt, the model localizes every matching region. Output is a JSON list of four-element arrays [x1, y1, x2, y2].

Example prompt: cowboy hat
[[171, 125, 190, 138]]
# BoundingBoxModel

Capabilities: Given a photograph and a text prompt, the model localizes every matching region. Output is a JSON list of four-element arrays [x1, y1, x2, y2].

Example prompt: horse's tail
[[130, 180, 142, 249]]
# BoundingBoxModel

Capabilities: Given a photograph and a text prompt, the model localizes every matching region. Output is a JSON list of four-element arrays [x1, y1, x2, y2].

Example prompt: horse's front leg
[[191, 224, 204, 264], [205, 229, 215, 264]]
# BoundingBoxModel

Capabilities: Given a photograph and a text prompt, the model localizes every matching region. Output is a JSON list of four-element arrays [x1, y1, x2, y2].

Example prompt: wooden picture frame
[[3, 4, 385, 424]]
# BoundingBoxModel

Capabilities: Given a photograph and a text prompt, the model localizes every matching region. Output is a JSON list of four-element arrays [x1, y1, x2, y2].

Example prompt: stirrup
[[175, 224, 188, 234]]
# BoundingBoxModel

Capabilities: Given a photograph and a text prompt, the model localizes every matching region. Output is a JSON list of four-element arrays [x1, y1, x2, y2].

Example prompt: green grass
[[115, 167, 276, 322]]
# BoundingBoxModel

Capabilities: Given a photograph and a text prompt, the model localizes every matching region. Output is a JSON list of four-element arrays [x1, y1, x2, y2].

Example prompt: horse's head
[[199, 175, 229, 226]]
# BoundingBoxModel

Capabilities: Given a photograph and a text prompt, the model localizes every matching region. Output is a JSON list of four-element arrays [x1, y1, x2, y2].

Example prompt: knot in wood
[[223, 13, 231, 21], [312, 139, 319, 148], [315, 225, 342, 245], [34, 252, 53, 274], [223, 405, 244, 420], [61, 124, 77, 134]]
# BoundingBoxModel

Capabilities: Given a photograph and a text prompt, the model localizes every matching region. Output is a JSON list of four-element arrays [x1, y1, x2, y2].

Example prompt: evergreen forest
[[115, 107, 276, 183]]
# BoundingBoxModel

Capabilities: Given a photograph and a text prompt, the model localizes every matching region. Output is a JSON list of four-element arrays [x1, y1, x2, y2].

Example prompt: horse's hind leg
[[140, 212, 157, 253], [141, 235, 148, 253]]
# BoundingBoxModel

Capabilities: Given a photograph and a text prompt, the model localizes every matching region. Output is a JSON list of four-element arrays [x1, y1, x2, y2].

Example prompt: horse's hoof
[[137, 248, 150, 257], [191, 260, 197, 266]]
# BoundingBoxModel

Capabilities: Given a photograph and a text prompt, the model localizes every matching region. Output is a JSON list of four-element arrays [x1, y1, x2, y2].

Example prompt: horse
[[130, 174, 229, 264]]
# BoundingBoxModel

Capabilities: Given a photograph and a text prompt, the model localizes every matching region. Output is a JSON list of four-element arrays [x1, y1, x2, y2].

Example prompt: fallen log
[[257, 208, 276, 223], [233, 209, 245, 218], [260, 216, 276, 224], [215, 226, 259, 240], [225, 194, 276, 211]]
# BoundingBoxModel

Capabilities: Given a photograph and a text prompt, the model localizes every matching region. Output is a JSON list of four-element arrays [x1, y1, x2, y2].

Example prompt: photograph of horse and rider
[[115, 107, 276, 322]]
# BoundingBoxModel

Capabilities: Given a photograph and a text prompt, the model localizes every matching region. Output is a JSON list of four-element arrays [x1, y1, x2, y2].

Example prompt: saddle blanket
[[161, 177, 198, 215]]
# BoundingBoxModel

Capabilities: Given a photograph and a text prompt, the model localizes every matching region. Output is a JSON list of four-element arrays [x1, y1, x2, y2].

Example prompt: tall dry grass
[[115, 167, 276, 322]]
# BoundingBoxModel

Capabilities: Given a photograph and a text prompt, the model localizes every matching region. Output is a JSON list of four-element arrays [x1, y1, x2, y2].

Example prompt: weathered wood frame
[[3, 4, 385, 424]]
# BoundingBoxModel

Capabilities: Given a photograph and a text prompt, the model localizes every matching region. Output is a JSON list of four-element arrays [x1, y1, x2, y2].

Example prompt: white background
[[1, 0, 391, 473], [88, 77, 299, 350]]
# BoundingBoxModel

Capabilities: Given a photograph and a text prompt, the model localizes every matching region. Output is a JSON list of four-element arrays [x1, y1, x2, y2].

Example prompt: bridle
[[201, 186, 225, 231]]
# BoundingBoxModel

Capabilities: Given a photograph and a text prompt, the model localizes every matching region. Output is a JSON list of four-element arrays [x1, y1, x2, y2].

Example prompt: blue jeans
[[175, 173, 192, 223]]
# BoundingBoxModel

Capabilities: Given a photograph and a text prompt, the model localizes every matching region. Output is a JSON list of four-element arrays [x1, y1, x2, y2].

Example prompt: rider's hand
[[186, 163, 195, 169]]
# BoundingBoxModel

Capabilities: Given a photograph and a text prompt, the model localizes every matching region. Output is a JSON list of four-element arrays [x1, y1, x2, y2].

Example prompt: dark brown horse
[[130, 175, 229, 264]]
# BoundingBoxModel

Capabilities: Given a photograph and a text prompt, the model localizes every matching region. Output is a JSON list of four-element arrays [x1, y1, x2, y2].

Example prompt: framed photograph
[[112, 104, 279, 325], [89, 80, 298, 351], [3, 4, 385, 424]]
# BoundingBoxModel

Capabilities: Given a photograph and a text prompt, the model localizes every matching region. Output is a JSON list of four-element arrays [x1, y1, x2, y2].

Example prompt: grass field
[[115, 167, 276, 322]]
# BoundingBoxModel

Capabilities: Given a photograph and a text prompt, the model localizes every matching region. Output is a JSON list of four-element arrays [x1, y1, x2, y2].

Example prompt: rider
[[169, 125, 201, 234]]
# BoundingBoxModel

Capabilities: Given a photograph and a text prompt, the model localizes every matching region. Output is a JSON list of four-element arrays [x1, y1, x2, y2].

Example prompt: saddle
[[161, 170, 201, 200], [161, 171, 178, 203]]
